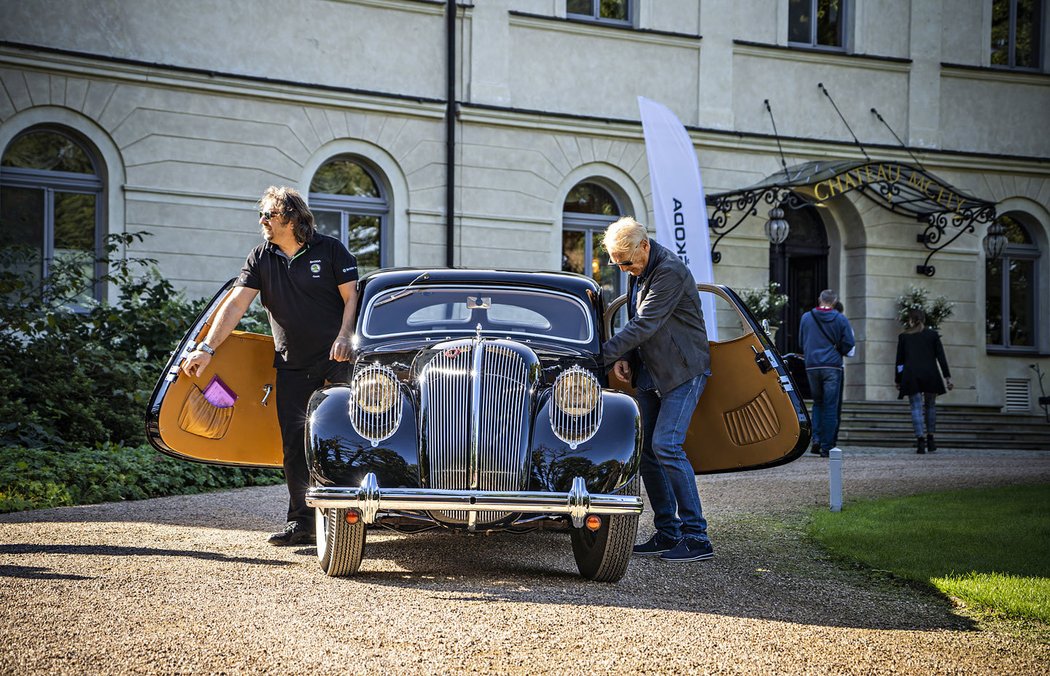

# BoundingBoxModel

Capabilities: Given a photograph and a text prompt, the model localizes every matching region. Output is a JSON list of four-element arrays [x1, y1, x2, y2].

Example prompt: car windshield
[[363, 285, 594, 344]]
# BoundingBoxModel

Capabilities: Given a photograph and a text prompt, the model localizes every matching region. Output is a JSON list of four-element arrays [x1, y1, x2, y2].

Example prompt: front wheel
[[315, 507, 366, 577], [570, 511, 639, 582]]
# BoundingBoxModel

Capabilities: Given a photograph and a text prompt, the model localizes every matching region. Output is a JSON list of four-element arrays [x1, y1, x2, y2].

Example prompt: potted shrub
[[896, 285, 954, 330], [738, 282, 789, 338]]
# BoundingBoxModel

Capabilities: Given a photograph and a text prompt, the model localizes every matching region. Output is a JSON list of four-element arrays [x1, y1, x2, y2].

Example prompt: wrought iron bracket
[[708, 188, 806, 263], [706, 160, 998, 271], [914, 205, 996, 276]]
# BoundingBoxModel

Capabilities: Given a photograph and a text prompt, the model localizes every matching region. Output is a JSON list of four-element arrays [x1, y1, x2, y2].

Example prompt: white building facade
[[1, 0, 1048, 410]]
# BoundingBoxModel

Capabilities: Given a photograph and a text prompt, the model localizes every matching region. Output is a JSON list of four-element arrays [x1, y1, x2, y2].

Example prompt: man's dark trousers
[[275, 360, 348, 526]]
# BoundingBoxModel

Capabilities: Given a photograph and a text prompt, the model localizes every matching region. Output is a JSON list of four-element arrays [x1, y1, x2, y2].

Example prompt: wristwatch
[[197, 342, 215, 355]]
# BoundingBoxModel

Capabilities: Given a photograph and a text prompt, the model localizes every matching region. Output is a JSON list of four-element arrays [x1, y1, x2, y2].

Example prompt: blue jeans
[[909, 393, 936, 437], [807, 368, 843, 452], [635, 368, 711, 543]]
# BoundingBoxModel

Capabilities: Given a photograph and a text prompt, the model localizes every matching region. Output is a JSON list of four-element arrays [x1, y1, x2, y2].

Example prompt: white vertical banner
[[637, 96, 718, 341]]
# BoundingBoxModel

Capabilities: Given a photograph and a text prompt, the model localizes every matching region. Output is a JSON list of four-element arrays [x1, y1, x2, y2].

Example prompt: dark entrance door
[[770, 200, 828, 354]]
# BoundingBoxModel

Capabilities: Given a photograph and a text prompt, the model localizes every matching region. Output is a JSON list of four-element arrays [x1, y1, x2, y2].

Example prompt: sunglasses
[[607, 257, 634, 268], [259, 210, 284, 221]]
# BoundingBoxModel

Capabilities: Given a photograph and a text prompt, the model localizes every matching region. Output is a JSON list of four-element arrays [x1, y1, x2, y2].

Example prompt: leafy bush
[[737, 282, 789, 326], [896, 285, 954, 330], [0, 233, 201, 450], [0, 444, 283, 513]]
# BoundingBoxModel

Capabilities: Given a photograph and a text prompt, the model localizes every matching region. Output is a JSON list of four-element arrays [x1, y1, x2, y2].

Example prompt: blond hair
[[603, 216, 647, 257]]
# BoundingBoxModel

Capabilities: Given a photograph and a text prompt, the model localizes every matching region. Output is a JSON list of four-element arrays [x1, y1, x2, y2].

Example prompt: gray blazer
[[602, 239, 711, 394]]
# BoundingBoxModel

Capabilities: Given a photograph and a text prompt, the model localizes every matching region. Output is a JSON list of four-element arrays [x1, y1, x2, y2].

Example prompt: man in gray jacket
[[602, 216, 714, 563]]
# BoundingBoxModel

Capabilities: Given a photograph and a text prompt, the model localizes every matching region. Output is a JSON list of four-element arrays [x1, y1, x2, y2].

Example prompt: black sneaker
[[809, 442, 821, 455], [632, 532, 680, 556], [660, 537, 714, 562], [267, 520, 315, 546]]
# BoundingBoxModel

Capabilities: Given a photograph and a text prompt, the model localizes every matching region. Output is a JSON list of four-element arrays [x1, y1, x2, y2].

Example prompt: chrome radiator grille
[[421, 340, 532, 525]]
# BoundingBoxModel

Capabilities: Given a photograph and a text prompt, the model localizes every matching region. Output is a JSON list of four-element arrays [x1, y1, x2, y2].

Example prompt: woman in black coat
[[896, 309, 953, 453]]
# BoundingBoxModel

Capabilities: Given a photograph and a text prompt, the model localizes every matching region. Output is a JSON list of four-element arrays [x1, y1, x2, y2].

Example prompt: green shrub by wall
[[0, 445, 283, 513]]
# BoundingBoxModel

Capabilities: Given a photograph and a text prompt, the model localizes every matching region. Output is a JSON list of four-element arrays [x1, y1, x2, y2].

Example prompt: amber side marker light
[[345, 511, 360, 525], [585, 515, 602, 531]]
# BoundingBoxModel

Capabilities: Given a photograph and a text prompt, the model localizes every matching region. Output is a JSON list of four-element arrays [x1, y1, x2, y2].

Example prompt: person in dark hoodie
[[895, 308, 953, 454], [799, 289, 855, 458]]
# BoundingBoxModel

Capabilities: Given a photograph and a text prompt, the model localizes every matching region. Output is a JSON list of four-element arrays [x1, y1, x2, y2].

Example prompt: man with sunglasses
[[601, 216, 714, 563], [181, 186, 359, 546]]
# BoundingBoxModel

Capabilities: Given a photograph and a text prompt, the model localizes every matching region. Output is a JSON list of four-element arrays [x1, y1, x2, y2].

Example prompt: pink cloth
[[202, 375, 237, 408]]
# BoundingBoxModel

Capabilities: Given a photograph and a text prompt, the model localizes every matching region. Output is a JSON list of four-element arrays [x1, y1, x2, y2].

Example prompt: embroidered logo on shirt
[[310, 263, 321, 274]]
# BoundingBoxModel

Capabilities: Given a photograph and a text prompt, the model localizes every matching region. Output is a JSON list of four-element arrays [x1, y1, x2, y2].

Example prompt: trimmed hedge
[[0, 444, 283, 514]]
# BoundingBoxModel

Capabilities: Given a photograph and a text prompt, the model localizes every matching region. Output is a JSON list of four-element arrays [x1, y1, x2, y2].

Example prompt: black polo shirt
[[236, 233, 358, 369]]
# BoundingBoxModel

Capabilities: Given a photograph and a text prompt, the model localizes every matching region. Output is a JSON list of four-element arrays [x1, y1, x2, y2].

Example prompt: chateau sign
[[811, 161, 973, 214]]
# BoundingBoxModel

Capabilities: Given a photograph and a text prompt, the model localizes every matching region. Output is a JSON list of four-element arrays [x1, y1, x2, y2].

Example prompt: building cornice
[[0, 42, 447, 120], [508, 11, 701, 49], [3, 42, 1046, 177], [941, 62, 1050, 87], [733, 40, 912, 73], [459, 103, 1050, 176]]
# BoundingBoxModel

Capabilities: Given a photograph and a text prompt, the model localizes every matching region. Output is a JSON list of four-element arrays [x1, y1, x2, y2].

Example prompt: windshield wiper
[[374, 271, 431, 307]]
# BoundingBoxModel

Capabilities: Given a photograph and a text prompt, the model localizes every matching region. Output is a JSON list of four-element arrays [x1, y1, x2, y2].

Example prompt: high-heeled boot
[[926, 435, 936, 453], [916, 436, 926, 454]]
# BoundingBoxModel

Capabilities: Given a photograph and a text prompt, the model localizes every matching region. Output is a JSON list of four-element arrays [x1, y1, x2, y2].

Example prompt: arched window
[[309, 156, 388, 276], [561, 181, 624, 301], [986, 214, 1041, 350], [1, 127, 104, 304]]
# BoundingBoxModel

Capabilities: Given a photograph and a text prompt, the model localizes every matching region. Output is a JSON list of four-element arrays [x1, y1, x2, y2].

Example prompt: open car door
[[145, 280, 282, 468], [605, 284, 810, 473]]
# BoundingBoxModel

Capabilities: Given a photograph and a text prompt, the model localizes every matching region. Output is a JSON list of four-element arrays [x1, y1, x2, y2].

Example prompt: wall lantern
[[983, 221, 1008, 261], [764, 207, 790, 245]]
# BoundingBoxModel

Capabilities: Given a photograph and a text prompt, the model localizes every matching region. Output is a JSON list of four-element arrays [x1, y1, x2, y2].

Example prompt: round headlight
[[550, 366, 602, 448], [553, 367, 600, 416], [353, 366, 399, 414]]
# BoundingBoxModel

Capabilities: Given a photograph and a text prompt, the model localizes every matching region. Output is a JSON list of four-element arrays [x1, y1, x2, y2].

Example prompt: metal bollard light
[[829, 447, 843, 512]]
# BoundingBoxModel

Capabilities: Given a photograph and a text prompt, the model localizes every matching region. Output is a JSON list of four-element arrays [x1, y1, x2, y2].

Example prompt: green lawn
[[809, 483, 1050, 623]]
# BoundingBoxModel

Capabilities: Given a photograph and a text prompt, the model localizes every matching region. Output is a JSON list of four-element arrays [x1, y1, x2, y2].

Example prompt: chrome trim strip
[[469, 332, 483, 492], [306, 473, 641, 525]]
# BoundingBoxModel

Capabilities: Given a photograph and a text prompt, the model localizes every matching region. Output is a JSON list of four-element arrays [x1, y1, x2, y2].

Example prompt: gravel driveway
[[2, 447, 1049, 674]]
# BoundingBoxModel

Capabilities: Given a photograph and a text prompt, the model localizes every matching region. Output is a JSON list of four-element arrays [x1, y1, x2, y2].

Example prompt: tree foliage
[[0, 232, 206, 449]]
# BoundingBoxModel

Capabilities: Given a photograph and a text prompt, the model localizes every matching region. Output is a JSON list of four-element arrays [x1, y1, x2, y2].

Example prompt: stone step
[[808, 400, 1050, 450]]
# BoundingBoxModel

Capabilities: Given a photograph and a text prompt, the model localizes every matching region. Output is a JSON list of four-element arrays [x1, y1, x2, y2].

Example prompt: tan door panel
[[146, 283, 282, 468], [605, 283, 810, 474], [684, 332, 802, 472]]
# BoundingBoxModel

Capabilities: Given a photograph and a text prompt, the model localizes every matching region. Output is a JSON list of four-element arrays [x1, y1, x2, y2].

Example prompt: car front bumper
[[305, 473, 642, 528]]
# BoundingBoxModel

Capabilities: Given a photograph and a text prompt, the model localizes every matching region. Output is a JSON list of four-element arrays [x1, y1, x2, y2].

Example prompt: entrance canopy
[[706, 160, 997, 276]]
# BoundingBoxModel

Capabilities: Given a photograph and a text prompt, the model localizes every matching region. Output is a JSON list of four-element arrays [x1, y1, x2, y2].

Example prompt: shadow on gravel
[[326, 530, 976, 633], [0, 543, 293, 569], [0, 565, 92, 580]]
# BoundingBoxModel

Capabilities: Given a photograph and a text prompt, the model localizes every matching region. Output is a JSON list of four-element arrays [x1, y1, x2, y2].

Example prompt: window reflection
[[788, 0, 845, 48], [309, 156, 388, 276], [0, 128, 103, 304], [561, 180, 625, 304], [992, 0, 1042, 69], [985, 214, 1040, 350]]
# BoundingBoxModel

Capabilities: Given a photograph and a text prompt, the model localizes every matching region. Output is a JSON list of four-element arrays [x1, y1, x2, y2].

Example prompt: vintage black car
[[146, 268, 810, 582]]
